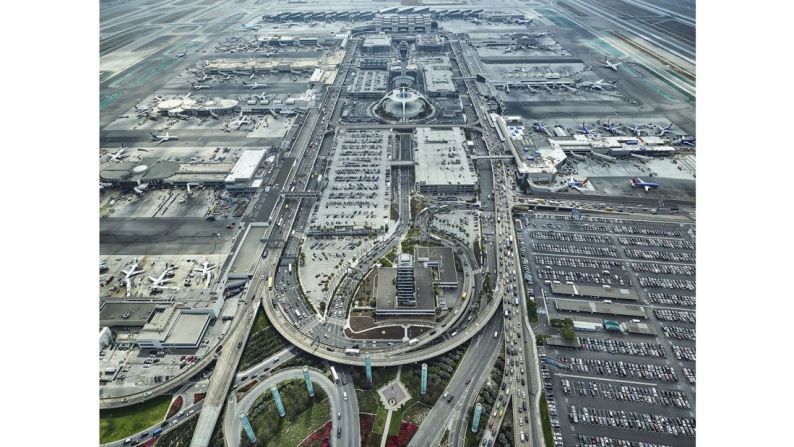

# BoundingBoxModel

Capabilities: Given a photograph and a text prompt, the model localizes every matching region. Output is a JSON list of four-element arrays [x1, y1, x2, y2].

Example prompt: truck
[[152, 428, 163, 437], [104, 367, 117, 375], [288, 263, 293, 274], [408, 338, 419, 346], [330, 366, 339, 383], [344, 348, 360, 356]]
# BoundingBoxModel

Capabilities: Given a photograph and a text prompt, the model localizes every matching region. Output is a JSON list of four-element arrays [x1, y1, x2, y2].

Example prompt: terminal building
[[375, 14, 436, 33], [414, 127, 478, 195], [491, 114, 567, 182], [419, 56, 456, 97], [225, 149, 267, 191], [415, 246, 458, 288]]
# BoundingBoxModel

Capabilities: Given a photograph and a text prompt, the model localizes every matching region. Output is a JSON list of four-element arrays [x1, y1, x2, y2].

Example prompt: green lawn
[[387, 405, 405, 436], [258, 398, 331, 447], [356, 389, 380, 414], [402, 399, 431, 425], [251, 308, 271, 333], [373, 405, 388, 434], [540, 392, 555, 447], [99, 395, 171, 443]]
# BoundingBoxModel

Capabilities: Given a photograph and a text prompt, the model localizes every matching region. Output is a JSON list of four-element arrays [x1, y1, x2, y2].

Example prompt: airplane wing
[[644, 186, 651, 192]]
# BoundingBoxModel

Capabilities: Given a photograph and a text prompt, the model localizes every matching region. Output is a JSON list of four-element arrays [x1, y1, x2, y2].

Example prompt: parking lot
[[516, 210, 695, 446]]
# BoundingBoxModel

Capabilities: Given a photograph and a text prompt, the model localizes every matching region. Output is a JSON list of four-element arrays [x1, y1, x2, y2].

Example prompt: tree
[[560, 326, 576, 341]]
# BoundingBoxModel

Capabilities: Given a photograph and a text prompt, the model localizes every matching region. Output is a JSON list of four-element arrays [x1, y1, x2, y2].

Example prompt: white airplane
[[583, 79, 616, 91], [190, 83, 211, 91], [109, 145, 127, 161], [148, 266, 179, 291], [240, 22, 259, 31], [603, 56, 621, 71], [149, 131, 178, 144], [625, 123, 643, 136], [121, 258, 145, 297], [655, 122, 674, 136], [228, 112, 250, 130], [242, 81, 267, 90], [533, 121, 549, 133], [195, 73, 210, 83], [175, 49, 187, 58], [194, 260, 216, 287]]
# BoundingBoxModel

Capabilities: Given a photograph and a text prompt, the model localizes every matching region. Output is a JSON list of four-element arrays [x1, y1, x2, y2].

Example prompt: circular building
[[372, 87, 435, 123]]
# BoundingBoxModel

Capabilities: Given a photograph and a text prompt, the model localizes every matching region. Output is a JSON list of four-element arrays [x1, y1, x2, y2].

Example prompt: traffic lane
[[102, 400, 205, 447]]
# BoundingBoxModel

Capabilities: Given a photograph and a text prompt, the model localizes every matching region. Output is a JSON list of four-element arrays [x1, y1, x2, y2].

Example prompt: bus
[[288, 263, 293, 275], [267, 276, 273, 290], [344, 348, 360, 356], [330, 366, 339, 383], [294, 309, 301, 319]]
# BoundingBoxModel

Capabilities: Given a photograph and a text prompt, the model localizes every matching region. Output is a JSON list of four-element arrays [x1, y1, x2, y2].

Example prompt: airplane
[[603, 56, 621, 71], [175, 49, 187, 58], [587, 79, 617, 90], [630, 177, 659, 192], [655, 122, 674, 136], [194, 260, 216, 288], [567, 177, 590, 192], [109, 145, 127, 161], [579, 121, 594, 135], [228, 112, 250, 130], [149, 131, 178, 144], [625, 123, 643, 136], [148, 266, 179, 291], [240, 22, 260, 31], [532, 121, 549, 133], [190, 83, 211, 90], [601, 120, 621, 135], [121, 258, 145, 297], [242, 81, 266, 90], [196, 73, 210, 83], [678, 135, 695, 146]]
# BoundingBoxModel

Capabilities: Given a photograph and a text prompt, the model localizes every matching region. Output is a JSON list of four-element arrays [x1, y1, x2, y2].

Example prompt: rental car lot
[[517, 210, 696, 446]]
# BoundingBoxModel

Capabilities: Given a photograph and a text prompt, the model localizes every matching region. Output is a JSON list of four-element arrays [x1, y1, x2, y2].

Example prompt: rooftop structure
[[374, 263, 435, 316], [550, 282, 640, 301], [225, 149, 266, 185], [419, 56, 455, 96], [414, 246, 458, 287], [136, 306, 212, 350], [552, 298, 647, 318], [362, 34, 392, 53], [416, 33, 444, 53], [492, 114, 567, 181], [414, 127, 478, 195]]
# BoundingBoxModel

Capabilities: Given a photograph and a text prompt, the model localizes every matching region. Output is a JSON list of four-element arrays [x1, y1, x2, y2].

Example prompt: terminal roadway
[[223, 367, 359, 447]]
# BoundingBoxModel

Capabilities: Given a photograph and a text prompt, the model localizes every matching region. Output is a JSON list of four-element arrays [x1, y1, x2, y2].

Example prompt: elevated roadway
[[224, 367, 359, 447]]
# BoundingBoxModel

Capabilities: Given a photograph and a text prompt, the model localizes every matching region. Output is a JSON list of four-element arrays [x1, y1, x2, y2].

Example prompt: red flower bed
[[193, 392, 206, 403], [299, 420, 332, 447], [166, 395, 183, 419], [384, 421, 419, 447]]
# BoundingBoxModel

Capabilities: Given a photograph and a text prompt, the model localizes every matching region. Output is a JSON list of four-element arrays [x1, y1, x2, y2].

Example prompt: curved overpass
[[224, 367, 359, 447]]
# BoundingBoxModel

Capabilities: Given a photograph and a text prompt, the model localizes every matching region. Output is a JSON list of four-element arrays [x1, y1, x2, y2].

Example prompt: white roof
[[225, 149, 266, 183]]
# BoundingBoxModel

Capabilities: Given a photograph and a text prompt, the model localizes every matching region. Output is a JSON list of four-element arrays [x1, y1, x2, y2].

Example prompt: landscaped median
[[99, 394, 171, 444], [245, 379, 330, 447]]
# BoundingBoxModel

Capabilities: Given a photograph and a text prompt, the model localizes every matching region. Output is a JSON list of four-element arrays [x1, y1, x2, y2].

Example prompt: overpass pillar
[[303, 366, 315, 398], [240, 413, 257, 443], [365, 355, 373, 384], [271, 386, 286, 417], [420, 363, 428, 395], [471, 403, 483, 433]]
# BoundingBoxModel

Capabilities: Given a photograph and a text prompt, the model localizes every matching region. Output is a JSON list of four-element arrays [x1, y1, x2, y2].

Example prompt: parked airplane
[[625, 123, 643, 136], [587, 79, 617, 90], [655, 123, 674, 136], [240, 22, 259, 31], [579, 121, 594, 135], [194, 260, 216, 287], [175, 49, 187, 58], [601, 120, 620, 135], [109, 145, 127, 161], [190, 83, 210, 90], [532, 121, 549, 133], [630, 177, 659, 192], [566, 177, 589, 192], [121, 258, 145, 297], [148, 266, 178, 291], [228, 111, 250, 130], [149, 132, 178, 143], [678, 135, 695, 146], [603, 56, 621, 71]]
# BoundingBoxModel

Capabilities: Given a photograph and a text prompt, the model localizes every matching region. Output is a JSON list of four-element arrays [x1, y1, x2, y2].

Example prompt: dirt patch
[[345, 325, 405, 340]]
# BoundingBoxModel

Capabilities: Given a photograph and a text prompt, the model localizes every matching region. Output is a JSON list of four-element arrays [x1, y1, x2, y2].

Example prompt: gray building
[[396, 253, 415, 306]]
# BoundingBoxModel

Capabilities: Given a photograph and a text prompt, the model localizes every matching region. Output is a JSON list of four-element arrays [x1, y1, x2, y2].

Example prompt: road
[[224, 366, 359, 447], [408, 315, 503, 447]]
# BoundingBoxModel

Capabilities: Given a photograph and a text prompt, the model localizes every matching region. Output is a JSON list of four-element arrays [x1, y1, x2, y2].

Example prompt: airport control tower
[[394, 40, 415, 88]]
